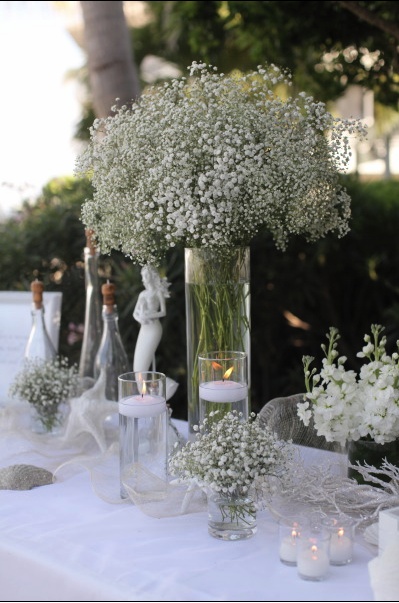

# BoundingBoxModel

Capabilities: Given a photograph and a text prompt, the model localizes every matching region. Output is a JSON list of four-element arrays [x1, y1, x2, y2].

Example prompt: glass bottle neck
[[25, 306, 57, 361], [79, 248, 102, 379]]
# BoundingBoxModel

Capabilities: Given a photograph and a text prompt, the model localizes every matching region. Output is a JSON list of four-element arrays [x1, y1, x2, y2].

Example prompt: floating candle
[[118, 393, 166, 418], [199, 380, 248, 403]]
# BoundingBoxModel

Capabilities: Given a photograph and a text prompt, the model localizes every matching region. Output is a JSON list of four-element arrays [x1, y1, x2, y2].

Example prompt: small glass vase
[[185, 247, 250, 439], [30, 402, 69, 435], [347, 437, 399, 486], [207, 489, 257, 541]]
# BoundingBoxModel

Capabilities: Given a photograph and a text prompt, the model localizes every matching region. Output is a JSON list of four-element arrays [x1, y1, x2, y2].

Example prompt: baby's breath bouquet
[[77, 61, 366, 267], [9, 357, 79, 433], [299, 325, 399, 445], [77, 61, 366, 434], [169, 410, 293, 533]]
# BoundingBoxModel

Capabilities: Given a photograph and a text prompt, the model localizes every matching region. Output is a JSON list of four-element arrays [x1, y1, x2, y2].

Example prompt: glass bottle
[[94, 280, 129, 402], [79, 229, 102, 380], [25, 279, 57, 361]]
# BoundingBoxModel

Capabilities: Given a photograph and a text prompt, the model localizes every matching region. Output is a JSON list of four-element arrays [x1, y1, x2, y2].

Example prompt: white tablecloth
[[0, 417, 376, 602]]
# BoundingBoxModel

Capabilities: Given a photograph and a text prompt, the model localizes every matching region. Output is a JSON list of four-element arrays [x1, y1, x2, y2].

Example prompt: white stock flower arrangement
[[298, 324, 399, 446], [168, 410, 294, 523], [76, 61, 366, 267], [9, 357, 79, 432]]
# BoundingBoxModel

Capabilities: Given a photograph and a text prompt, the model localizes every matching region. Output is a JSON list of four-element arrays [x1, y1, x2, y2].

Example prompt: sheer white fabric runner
[[0, 400, 205, 517]]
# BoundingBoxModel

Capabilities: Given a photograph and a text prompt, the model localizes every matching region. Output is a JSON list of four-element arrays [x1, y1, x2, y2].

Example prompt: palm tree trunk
[[80, 1, 140, 118]]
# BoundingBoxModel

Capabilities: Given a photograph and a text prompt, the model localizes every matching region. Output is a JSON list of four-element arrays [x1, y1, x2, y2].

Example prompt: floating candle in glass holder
[[321, 515, 354, 566], [118, 371, 168, 500], [198, 351, 248, 429], [278, 515, 308, 566]]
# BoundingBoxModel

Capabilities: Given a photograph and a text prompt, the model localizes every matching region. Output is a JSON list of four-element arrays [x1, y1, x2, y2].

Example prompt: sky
[[0, 1, 85, 218]]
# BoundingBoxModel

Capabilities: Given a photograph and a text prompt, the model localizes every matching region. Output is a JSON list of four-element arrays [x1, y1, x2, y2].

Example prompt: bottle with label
[[25, 279, 57, 361], [94, 280, 129, 402], [79, 229, 102, 380]]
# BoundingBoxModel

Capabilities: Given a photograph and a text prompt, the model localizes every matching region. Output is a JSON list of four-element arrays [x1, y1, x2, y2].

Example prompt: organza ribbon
[[0, 399, 205, 517]]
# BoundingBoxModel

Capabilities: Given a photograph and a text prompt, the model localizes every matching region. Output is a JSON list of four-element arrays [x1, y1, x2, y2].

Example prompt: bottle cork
[[102, 280, 115, 312], [31, 279, 44, 309]]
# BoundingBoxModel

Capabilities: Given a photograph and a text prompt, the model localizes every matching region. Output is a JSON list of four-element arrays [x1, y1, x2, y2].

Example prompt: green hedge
[[2, 175, 399, 420]]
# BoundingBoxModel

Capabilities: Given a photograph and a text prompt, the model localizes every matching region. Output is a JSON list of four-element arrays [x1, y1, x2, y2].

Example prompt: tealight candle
[[297, 528, 330, 581], [278, 516, 307, 566], [322, 516, 354, 565]]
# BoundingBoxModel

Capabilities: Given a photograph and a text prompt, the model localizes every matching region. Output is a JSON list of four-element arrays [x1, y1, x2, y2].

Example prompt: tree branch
[[336, 1, 399, 41]]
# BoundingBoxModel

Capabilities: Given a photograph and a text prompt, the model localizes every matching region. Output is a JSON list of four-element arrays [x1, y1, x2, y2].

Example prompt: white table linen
[[0, 417, 376, 602]]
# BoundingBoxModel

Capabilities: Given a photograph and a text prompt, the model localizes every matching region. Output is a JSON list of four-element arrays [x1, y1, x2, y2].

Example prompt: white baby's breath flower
[[76, 61, 366, 267], [168, 410, 293, 499], [8, 357, 79, 432]]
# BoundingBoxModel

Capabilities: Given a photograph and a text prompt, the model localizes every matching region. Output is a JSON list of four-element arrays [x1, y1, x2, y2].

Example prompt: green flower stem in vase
[[207, 488, 257, 541], [8, 357, 79, 436], [30, 402, 69, 435], [185, 247, 250, 437], [347, 437, 399, 486]]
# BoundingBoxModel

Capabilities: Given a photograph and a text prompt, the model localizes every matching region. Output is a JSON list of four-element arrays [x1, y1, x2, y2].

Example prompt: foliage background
[[2, 0, 399, 420], [1, 175, 399, 420]]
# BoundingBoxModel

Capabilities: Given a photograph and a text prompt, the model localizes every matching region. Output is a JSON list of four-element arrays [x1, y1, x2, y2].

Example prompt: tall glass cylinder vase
[[185, 247, 250, 438]]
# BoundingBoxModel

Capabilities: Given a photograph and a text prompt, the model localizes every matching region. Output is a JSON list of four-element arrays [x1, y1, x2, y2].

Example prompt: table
[[0, 415, 376, 602]]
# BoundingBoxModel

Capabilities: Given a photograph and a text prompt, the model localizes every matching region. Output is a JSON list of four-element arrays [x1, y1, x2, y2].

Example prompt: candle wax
[[119, 394, 166, 418], [199, 380, 248, 403]]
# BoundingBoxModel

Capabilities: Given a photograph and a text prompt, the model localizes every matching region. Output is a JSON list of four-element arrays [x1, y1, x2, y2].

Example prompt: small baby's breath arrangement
[[169, 410, 293, 523], [76, 61, 367, 267], [9, 357, 79, 433], [299, 324, 399, 445]]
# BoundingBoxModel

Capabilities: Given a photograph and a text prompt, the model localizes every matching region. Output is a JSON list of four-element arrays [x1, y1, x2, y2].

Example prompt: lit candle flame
[[223, 366, 234, 380], [210, 362, 234, 381], [141, 381, 147, 398], [338, 528, 345, 538], [310, 544, 318, 561]]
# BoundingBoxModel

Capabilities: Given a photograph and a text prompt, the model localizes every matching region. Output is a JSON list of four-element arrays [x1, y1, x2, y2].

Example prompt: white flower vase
[[207, 488, 257, 540], [184, 247, 251, 438]]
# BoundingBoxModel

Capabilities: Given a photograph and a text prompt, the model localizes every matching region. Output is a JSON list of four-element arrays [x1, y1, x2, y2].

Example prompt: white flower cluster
[[298, 325, 399, 445], [168, 410, 293, 495], [76, 61, 367, 267], [9, 357, 79, 416]]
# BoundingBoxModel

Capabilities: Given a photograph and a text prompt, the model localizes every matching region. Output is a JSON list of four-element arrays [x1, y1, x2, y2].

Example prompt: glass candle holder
[[278, 515, 308, 566], [297, 526, 330, 581], [198, 351, 248, 428], [118, 371, 168, 501], [321, 515, 354, 566]]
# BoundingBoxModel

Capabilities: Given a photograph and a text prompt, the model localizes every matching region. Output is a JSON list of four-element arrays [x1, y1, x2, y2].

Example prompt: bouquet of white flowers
[[299, 324, 399, 445], [169, 410, 293, 497], [76, 61, 366, 267], [9, 356, 79, 432]]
